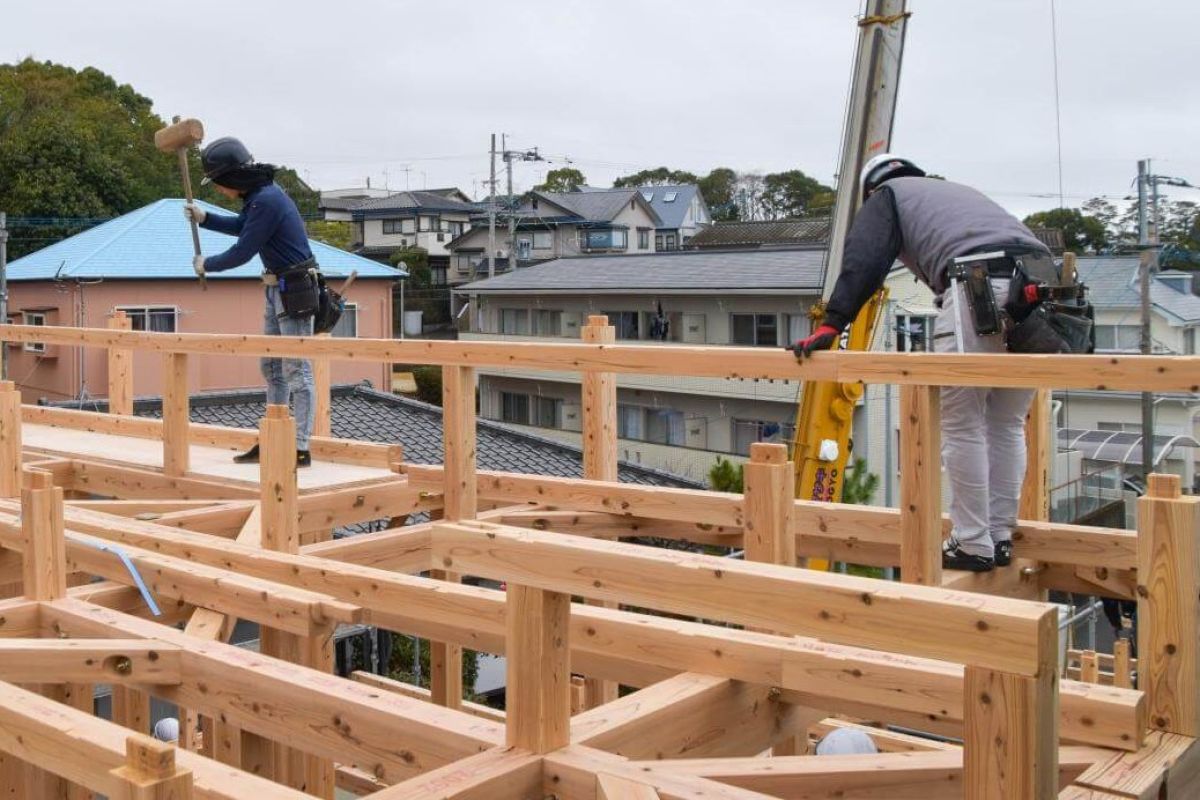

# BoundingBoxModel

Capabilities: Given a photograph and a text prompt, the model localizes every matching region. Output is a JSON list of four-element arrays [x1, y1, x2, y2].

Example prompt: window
[[1185, 327, 1196, 355], [499, 308, 529, 335], [515, 237, 533, 260], [419, 216, 437, 232], [645, 409, 685, 446], [732, 419, 794, 456], [617, 405, 644, 440], [500, 392, 530, 424], [22, 311, 46, 353], [664, 191, 678, 202], [637, 228, 650, 249], [785, 313, 810, 345], [533, 309, 562, 337], [532, 231, 553, 250], [532, 396, 562, 428], [655, 233, 665, 251], [895, 313, 934, 352], [402, 218, 416, 234], [330, 303, 358, 338], [1094, 324, 1140, 352], [448, 221, 465, 238], [642, 191, 654, 202], [665, 233, 677, 250], [581, 229, 628, 251], [381, 219, 404, 235], [119, 306, 177, 333], [604, 311, 640, 340], [731, 313, 779, 347], [430, 265, 448, 286]]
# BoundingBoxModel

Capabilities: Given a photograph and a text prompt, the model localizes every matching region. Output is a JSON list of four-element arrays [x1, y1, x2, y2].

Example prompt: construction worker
[[183, 137, 316, 468], [793, 155, 1055, 572]]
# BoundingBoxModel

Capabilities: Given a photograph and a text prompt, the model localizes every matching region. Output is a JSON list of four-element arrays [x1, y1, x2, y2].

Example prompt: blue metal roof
[[635, 184, 701, 230], [5, 198, 405, 282]]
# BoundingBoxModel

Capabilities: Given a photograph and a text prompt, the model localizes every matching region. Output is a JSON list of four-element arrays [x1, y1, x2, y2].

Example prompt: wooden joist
[[0, 638, 179, 684]]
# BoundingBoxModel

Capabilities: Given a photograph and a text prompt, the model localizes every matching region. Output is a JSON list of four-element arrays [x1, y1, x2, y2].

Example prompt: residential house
[[856, 256, 1200, 522], [3, 199, 403, 406], [318, 186, 396, 222], [580, 184, 710, 250], [445, 188, 661, 287], [453, 247, 824, 480], [686, 218, 831, 250], [349, 190, 479, 285]]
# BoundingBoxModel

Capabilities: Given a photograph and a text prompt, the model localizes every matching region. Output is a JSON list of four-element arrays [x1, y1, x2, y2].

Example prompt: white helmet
[[815, 727, 879, 756], [860, 153, 925, 199]]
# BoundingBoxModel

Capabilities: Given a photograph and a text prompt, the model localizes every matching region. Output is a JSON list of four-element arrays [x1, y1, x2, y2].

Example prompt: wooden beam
[[69, 458, 258, 501], [0, 639, 180, 684], [311, 332, 332, 439], [21, 468, 66, 600], [1071, 730, 1200, 799], [368, 746, 543, 800], [506, 584, 570, 753], [433, 520, 1058, 676], [1137, 473, 1200, 736], [899, 385, 942, 585], [107, 310, 133, 416], [597, 774, 660, 800], [742, 443, 795, 569], [351, 671, 506, 724], [109, 735, 194, 799], [162, 352, 190, 476], [0, 382, 20, 499], [1020, 389, 1051, 522], [260, 405, 298, 554]]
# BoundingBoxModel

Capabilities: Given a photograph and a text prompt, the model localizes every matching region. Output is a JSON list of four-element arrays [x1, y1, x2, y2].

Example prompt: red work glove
[[791, 324, 840, 359]]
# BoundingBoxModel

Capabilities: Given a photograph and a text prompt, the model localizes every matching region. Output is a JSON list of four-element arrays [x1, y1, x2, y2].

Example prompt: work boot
[[233, 444, 260, 464], [994, 540, 1013, 567], [942, 539, 994, 572], [297, 450, 312, 468]]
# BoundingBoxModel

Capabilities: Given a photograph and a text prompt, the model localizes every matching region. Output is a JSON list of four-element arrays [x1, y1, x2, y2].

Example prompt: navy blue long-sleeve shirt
[[199, 183, 313, 273]]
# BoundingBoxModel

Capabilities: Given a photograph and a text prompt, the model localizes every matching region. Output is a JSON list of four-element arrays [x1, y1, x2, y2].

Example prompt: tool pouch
[[276, 259, 320, 320], [1003, 253, 1094, 354], [948, 259, 1002, 336], [313, 273, 345, 334]]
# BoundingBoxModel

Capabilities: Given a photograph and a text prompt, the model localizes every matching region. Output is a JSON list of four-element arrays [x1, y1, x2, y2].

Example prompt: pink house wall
[[5, 279, 393, 405]]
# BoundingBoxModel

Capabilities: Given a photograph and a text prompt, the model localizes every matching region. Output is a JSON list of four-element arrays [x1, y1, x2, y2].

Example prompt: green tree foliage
[[385, 637, 482, 701], [698, 168, 739, 222], [613, 167, 699, 188], [411, 365, 443, 406], [390, 247, 431, 285], [1022, 208, 1108, 254], [707, 456, 744, 493], [535, 167, 587, 193], [305, 220, 353, 251], [760, 170, 835, 220], [840, 457, 880, 505]]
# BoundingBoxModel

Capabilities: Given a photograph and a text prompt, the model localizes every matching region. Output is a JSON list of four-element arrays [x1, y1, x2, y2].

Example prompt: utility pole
[[0, 211, 7, 380], [488, 134, 497, 279], [500, 137, 544, 270], [1137, 159, 1154, 479]]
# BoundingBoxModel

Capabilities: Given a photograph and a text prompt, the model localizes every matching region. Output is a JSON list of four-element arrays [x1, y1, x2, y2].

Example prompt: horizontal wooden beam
[[367, 746, 544, 799], [67, 459, 258, 500], [43, 598, 505, 784], [4, 323, 1198, 390], [0, 638, 180, 684], [351, 671, 505, 724], [432, 520, 1056, 676]]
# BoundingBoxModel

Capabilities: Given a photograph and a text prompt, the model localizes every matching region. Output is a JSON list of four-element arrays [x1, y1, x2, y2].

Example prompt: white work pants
[[933, 279, 1034, 557]]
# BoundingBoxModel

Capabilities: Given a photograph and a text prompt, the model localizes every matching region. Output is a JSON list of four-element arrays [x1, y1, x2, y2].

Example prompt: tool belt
[[312, 272, 345, 335], [948, 250, 1093, 354], [273, 257, 321, 320]]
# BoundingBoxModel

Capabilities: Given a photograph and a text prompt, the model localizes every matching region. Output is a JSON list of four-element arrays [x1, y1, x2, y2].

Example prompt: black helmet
[[200, 137, 253, 186], [860, 153, 926, 200]]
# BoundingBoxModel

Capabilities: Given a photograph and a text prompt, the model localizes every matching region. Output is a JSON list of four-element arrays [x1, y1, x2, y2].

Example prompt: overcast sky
[[7, 0, 1199, 218]]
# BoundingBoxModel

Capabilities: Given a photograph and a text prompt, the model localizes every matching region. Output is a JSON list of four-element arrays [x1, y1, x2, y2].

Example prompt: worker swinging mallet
[[154, 116, 207, 290]]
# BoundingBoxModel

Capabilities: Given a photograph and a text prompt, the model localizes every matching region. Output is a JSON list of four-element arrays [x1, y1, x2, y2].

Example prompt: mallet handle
[[177, 148, 207, 291]]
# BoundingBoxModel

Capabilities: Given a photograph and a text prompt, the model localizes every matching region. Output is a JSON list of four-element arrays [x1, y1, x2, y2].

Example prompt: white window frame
[[22, 311, 46, 353], [116, 305, 179, 334], [330, 302, 358, 338]]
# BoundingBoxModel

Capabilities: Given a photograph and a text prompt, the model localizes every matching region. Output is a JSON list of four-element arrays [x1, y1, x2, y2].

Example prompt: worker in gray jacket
[[793, 154, 1056, 572]]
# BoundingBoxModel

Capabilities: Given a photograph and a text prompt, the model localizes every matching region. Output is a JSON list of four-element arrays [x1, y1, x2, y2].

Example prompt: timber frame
[[0, 313, 1197, 799]]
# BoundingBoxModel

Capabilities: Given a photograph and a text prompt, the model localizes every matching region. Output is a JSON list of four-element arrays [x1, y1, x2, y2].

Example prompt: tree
[[535, 167, 586, 193], [390, 247, 431, 285], [613, 167, 699, 188], [707, 456, 744, 493], [1022, 207, 1109, 254], [698, 168, 739, 222], [305, 220, 353, 251], [840, 458, 880, 505], [759, 170, 835, 220]]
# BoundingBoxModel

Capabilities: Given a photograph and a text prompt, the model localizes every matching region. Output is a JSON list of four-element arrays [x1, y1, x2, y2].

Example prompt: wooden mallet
[[155, 116, 207, 290]]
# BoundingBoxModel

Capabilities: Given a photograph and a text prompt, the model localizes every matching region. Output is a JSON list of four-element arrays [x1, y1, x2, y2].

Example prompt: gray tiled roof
[[456, 247, 826, 294], [687, 219, 831, 249], [129, 385, 698, 488], [1076, 256, 1200, 323], [351, 191, 479, 215], [537, 189, 660, 225]]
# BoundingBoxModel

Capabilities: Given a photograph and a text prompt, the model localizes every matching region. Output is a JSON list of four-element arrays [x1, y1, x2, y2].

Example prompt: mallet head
[[154, 117, 204, 153]]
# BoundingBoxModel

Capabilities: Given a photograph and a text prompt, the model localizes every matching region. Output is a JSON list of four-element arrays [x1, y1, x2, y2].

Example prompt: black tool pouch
[[276, 260, 320, 320], [1003, 254, 1094, 354], [312, 273, 345, 334]]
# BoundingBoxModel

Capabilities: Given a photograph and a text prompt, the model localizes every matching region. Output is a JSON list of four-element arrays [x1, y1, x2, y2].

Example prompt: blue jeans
[[261, 285, 314, 450]]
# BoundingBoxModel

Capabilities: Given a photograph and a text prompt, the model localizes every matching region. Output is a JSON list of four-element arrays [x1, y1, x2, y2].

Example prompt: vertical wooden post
[[743, 441, 800, 754], [1137, 473, 1200, 736], [431, 366, 476, 710], [162, 353, 189, 476], [112, 685, 150, 733], [108, 310, 134, 416], [506, 584, 571, 753], [109, 735, 194, 799], [21, 468, 65, 601], [963, 611, 1059, 800], [1020, 389, 1051, 522], [1114, 639, 1133, 689], [256, 404, 333, 797], [311, 332, 332, 438], [581, 315, 620, 709], [0, 380, 20, 499], [899, 385, 942, 585]]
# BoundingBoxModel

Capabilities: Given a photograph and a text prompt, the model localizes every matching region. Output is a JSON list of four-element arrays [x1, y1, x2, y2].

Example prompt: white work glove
[[183, 203, 206, 224], [193, 255, 207, 278]]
